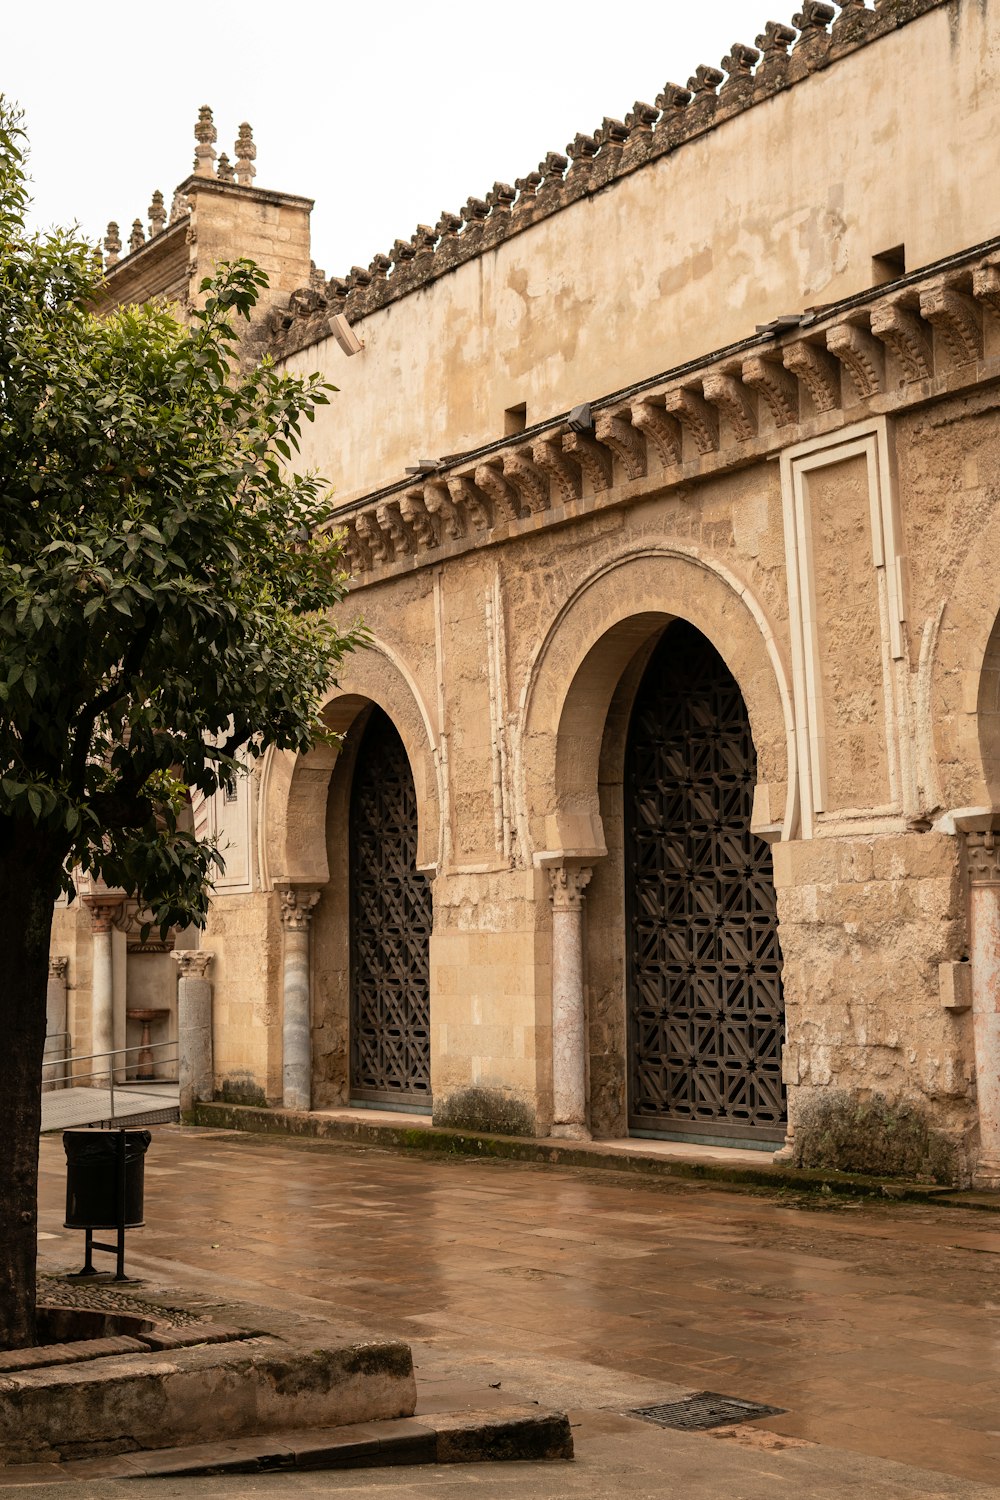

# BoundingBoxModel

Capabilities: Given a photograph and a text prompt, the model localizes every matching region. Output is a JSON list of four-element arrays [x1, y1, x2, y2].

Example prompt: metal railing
[[42, 1040, 180, 1123]]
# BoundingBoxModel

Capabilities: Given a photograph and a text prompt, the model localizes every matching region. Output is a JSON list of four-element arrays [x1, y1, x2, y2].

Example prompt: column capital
[[171, 949, 214, 979], [964, 830, 1000, 885], [547, 864, 593, 911], [277, 883, 322, 930], [48, 956, 69, 981], [84, 896, 125, 934]]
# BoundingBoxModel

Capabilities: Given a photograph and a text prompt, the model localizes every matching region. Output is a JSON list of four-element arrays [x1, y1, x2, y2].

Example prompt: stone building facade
[[52, 0, 1000, 1186]]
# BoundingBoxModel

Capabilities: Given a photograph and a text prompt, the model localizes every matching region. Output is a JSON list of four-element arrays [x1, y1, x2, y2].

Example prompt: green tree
[[0, 104, 363, 1347]]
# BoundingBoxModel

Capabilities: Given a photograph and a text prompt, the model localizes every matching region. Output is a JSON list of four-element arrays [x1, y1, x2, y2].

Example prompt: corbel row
[[337, 251, 1000, 578], [268, 0, 943, 355]]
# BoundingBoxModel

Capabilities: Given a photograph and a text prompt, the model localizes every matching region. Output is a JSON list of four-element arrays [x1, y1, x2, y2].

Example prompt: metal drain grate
[[629, 1392, 786, 1431]]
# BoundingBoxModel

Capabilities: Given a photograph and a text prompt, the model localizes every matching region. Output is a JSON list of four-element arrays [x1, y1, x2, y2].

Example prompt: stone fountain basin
[[0, 1304, 415, 1467]]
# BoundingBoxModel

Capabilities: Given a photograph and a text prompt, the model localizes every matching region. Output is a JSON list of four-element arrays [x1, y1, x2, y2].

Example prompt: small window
[[225, 784, 239, 804], [504, 402, 527, 436], [872, 245, 906, 286]]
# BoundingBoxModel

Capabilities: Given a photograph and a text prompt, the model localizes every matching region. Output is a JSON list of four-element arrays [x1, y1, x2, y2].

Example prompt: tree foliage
[[0, 101, 363, 930], [0, 99, 364, 1348]]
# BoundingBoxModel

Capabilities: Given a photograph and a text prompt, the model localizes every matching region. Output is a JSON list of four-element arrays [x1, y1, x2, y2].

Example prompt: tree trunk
[[0, 821, 62, 1349]]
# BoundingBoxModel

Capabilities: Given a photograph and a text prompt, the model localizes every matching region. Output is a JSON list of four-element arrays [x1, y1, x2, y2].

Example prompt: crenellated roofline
[[266, 0, 949, 362]]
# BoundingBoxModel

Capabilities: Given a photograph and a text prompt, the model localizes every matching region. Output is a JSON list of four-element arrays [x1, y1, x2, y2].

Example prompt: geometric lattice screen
[[625, 622, 786, 1142], [349, 708, 433, 1104]]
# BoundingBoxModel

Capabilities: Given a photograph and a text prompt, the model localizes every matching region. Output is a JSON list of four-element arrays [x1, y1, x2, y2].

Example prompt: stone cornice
[[334, 240, 1000, 585], [267, 0, 949, 362]]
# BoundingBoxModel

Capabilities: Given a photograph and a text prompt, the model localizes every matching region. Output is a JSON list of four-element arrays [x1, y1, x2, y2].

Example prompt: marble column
[[278, 884, 321, 1112], [85, 898, 122, 1086], [964, 831, 1000, 1189], [548, 864, 593, 1140], [172, 950, 215, 1114], [44, 957, 69, 1089]]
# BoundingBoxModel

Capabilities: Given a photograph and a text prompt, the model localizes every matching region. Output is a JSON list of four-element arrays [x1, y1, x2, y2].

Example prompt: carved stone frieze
[[665, 387, 719, 454], [702, 372, 757, 441], [826, 321, 884, 399], [562, 430, 613, 492], [870, 301, 934, 382], [742, 354, 800, 427], [531, 436, 582, 504], [920, 283, 983, 365], [594, 411, 647, 480]]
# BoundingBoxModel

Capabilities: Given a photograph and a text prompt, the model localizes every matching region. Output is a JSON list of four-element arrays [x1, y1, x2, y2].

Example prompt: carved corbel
[[741, 354, 800, 427], [448, 475, 493, 533], [594, 410, 647, 480], [920, 283, 983, 365], [562, 430, 613, 492], [375, 499, 413, 557], [972, 258, 1000, 316], [629, 399, 682, 468], [825, 321, 884, 400], [354, 510, 391, 566], [531, 436, 582, 504], [870, 300, 933, 383], [422, 479, 465, 541], [399, 488, 438, 551], [702, 372, 757, 442], [782, 340, 840, 412], [664, 386, 719, 455], [474, 461, 523, 524], [340, 517, 372, 575], [502, 450, 550, 515]]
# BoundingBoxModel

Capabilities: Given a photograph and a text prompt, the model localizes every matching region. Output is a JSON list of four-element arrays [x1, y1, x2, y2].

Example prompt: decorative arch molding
[[515, 545, 797, 860], [260, 638, 441, 887], [931, 509, 1000, 813]]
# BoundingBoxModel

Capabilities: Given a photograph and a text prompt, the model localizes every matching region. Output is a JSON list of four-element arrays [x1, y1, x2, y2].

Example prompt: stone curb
[[190, 1102, 996, 1208], [3, 1407, 573, 1481]]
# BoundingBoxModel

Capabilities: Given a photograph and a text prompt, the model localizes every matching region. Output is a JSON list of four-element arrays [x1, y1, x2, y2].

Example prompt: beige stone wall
[[286, 0, 1000, 504]]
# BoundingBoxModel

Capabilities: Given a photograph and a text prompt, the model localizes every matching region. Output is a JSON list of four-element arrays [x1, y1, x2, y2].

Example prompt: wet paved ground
[[33, 1127, 1000, 1496]]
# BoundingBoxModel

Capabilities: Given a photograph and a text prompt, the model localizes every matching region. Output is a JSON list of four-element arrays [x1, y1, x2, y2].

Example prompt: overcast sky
[[9, 0, 766, 276]]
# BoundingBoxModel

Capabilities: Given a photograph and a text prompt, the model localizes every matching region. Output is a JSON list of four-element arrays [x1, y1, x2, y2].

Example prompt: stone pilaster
[[547, 865, 593, 1140], [964, 831, 1000, 1189], [172, 950, 215, 1114], [277, 884, 321, 1112]]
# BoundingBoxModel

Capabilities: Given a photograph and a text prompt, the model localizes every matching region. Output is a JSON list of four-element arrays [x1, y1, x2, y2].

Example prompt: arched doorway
[[349, 707, 433, 1106], [624, 620, 786, 1144]]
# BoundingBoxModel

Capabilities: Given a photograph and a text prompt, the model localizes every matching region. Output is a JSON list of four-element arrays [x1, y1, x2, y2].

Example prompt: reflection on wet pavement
[[36, 1128, 1000, 1485]]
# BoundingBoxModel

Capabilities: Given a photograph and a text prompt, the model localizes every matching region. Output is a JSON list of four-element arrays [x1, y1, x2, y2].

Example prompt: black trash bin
[[63, 1129, 151, 1229]]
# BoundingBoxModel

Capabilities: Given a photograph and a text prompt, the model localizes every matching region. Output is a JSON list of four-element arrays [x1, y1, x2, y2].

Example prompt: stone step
[[18, 1406, 573, 1482]]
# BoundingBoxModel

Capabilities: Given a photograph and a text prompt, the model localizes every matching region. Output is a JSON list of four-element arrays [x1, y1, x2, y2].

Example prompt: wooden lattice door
[[349, 708, 432, 1104], [625, 622, 786, 1142]]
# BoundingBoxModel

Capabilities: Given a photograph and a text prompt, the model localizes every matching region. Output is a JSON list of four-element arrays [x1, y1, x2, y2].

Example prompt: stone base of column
[[973, 1157, 1000, 1191], [551, 1122, 592, 1142]]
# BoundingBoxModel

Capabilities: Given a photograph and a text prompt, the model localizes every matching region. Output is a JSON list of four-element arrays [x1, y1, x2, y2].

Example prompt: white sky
[[9, 0, 763, 277]]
